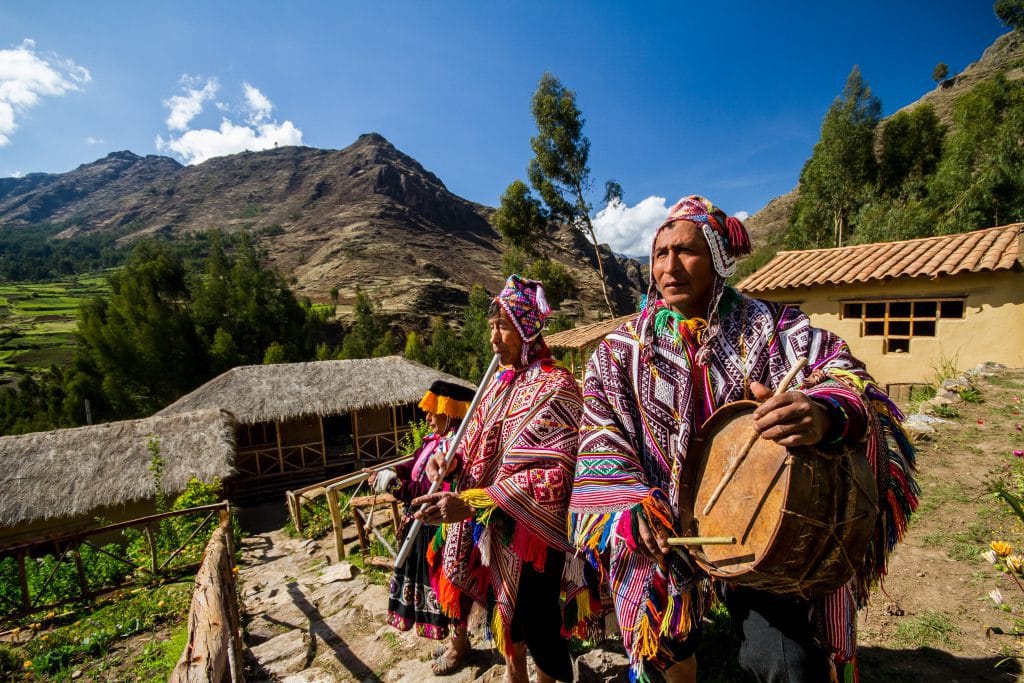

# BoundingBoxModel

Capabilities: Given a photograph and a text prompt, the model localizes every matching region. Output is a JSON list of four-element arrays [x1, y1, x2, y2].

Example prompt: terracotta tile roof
[[545, 313, 638, 350], [737, 224, 1023, 293]]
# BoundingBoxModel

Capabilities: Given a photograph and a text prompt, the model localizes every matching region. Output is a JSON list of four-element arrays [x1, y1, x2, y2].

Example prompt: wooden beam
[[319, 416, 327, 468], [275, 420, 284, 474]]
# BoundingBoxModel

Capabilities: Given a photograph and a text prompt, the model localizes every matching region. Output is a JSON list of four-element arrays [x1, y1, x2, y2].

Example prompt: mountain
[[743, 30, 1024, 246], [0, 134, 643, 326]]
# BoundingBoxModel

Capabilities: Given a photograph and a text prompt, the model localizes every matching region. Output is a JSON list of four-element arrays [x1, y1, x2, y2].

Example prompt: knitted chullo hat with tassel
[[494, 274, 551, 366], [644, 195, 753, 362]]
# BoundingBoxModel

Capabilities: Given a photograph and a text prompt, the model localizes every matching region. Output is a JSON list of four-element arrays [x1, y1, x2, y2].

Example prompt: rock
[[280, 668, 339, 683], [249, 629, 310, 678], [317, 562, 356, 584], [575, 644, 631, 682]]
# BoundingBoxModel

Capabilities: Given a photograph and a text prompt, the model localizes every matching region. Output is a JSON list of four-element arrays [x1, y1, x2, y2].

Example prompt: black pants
[[507, 550, 573, 682], [722, 587, 833, 683]]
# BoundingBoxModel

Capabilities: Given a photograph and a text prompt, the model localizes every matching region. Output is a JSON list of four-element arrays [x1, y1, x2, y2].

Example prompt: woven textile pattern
[[568, 290, 918, 679]]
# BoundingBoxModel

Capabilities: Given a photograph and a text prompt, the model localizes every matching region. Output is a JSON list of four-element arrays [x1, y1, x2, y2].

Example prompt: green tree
[[72, 241, 207, 417], [788, 66, 882, 248], [927, 74, 1024, 231], [877, 105, 946, 197], [932, 62, 949, 84], [995, 0, 1024, 31], [458, 285, 495, 382], [493, 180, 548, 254], [263, 341, 286, 364], [403, 330, 427, 364], [524, 257, 576, 309], [526, 73, 616, 316]]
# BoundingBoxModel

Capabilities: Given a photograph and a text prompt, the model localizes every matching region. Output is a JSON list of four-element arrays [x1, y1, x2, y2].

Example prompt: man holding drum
[[414, 275, 599, 683], [567, 196, 918, 682]]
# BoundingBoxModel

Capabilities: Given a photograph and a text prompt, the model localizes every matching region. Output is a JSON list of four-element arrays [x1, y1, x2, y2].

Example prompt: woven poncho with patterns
[[567, 289, 919, 681], [433, 358, 598, 655]]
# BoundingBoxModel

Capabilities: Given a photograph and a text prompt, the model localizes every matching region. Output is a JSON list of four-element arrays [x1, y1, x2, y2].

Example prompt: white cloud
[[734, 210, 749, 221], [592, 196, 671, 257], [242, 83, 272, 124], [163, 76, 218, 131], [156, 77, 303, 165], [0, 39, 91, 147], [85, 136, 103, 145]]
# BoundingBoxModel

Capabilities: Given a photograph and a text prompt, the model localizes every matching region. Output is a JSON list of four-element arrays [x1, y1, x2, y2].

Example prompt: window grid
[[840, 298, 964, 354]]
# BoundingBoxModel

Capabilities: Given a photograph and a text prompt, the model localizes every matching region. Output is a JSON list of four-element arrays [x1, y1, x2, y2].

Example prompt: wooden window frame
[[839, 297, 965, 354]]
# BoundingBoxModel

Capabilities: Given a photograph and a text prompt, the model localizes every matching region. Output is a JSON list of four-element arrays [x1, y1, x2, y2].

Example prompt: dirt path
[[238, 368, 1024, 682]]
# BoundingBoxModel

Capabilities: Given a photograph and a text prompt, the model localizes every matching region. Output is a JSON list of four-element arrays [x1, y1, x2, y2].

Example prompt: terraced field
[[0, 275, 111, 382]]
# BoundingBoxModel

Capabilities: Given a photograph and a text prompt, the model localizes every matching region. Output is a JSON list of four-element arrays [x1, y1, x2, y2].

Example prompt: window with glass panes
[[840, 299, 965, 353]]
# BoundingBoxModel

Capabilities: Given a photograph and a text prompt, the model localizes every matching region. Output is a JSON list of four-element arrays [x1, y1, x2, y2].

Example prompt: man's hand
[[749, 381, 831, 447], [412, 491, 474, 525], [635, 514, 671, 564], [426, 452, 457, 484]]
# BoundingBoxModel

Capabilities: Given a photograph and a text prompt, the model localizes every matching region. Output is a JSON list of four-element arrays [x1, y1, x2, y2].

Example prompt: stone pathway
[[238, 528, 629, 682]]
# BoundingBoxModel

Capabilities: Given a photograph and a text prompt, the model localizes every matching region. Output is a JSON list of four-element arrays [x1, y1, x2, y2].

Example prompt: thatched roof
[[545, 314, 638, 350], [157, 356, 474, 425], [0, 409, 236, 529]]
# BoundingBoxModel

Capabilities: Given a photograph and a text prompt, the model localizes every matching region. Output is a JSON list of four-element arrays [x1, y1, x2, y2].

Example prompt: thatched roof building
[[156, 357, 474, 498], [157, 356, 471, 423], [0, 409, 235, 536], [545, 314, 638, 377]]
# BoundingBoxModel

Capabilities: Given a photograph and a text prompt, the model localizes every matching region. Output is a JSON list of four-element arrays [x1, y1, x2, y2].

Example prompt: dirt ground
[[855, 367, 1024, 682], [233, 368, 1024, 682]]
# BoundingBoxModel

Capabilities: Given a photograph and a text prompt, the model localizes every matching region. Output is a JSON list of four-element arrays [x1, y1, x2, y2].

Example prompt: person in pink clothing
[[369, 379, 475, 674]]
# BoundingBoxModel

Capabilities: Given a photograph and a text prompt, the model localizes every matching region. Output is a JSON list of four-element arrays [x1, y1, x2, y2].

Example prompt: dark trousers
[[508, 549, 573, 682], [723, 587, 833, 683]]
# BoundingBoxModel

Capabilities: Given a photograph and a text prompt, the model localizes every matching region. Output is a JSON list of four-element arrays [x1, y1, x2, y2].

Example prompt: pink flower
[[1015, 450, 1024, 458], [978, 419, 985, 425]]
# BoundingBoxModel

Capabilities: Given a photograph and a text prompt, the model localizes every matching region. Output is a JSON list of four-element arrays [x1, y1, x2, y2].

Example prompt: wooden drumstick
[[701, 357, 808, 517], [666, 536, 737, 546]]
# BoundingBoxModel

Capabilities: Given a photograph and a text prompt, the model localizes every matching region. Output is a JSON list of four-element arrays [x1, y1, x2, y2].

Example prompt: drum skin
[[682, 400, 879, 599]]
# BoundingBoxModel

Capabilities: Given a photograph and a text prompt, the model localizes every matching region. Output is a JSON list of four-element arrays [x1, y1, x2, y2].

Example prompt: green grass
[[893, 610, 959, 649], [0, 274, 111, 371]]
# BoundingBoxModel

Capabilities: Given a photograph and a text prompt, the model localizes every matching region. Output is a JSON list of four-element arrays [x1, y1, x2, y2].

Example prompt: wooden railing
[[169, 515, 242, 683], [285, 455, 411, 562], [0, 503, 229, 623]]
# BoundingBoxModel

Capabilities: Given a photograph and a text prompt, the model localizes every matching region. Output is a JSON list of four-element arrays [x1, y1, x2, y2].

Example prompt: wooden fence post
[[144, 523, 159, 577], [326, 487, 346, 562]]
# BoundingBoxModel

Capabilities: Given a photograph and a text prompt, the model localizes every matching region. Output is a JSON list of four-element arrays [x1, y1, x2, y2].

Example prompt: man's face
[[652, 220, 715, 318], [489, 309, 524, 367]]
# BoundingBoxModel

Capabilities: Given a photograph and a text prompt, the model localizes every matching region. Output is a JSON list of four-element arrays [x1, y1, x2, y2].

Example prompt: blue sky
[[0, 1, 1009, 255]]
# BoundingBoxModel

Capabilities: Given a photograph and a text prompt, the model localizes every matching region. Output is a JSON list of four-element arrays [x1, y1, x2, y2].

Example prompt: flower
[[990, 587, 1005, 605], [1008, 555, 1024, 573], [22, 661, 32, 669], [978, 419, 986, 425], [1015, 450, 1024, 458], [991, 541, 1013, 557], [983, 549, 999, 564]]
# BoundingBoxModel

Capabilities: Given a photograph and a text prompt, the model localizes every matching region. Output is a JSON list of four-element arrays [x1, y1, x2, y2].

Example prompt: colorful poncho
[[567, 288, 919, 681], [429, 357, 599, 656]]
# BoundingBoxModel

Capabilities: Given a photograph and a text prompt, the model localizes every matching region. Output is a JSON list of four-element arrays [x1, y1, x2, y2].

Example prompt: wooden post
[[72, 542, 89, 600], [352, 506, 369, 553], [326, 487, 346, 561], [287, 491, 303, 535], [17, 550, 30, 612], [389, 500, 401, 536], [352, 411, 361, 462], [144, 523, 159, 576], [275, 420, 284, 474], [391, 406, 399, 460], [319, 416, 327, 468]]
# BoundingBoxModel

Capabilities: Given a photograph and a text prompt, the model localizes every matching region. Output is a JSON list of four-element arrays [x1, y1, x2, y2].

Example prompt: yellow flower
[[991, 541, 1013, 557], [1007, 555, 1024, 573], [23, 661, 32, 669]]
